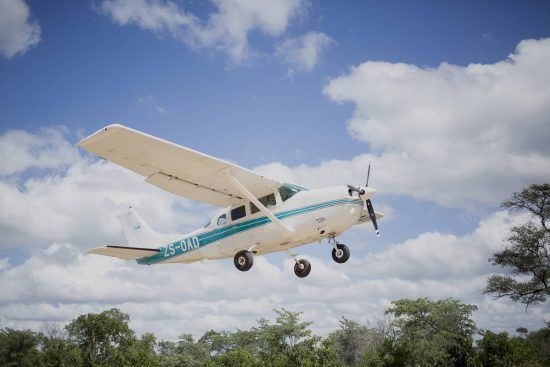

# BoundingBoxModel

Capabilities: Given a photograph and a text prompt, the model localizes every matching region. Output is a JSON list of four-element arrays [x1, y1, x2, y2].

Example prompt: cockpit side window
[[231, 205, 246, 221], [250, 193, 276, 214], [217, 214, 227, 226]]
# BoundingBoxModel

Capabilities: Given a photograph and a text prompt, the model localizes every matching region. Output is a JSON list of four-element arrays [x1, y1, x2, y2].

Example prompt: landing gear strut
[[234, 250, 253, 271], [329, 237, 350, 263]]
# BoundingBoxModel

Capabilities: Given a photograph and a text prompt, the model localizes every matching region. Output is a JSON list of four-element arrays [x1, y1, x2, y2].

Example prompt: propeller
[[348, 163, 380, 236]]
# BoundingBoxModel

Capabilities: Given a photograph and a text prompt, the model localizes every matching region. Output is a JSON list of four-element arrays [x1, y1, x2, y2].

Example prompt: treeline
[[1, 298, 548, 367]]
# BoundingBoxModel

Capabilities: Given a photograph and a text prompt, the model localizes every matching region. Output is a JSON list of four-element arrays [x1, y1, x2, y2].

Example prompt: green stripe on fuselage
[[137, 198, 363, 265]]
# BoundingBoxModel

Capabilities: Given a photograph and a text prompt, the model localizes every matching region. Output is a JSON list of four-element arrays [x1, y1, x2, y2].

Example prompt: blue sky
[[3, 0, 550, 167], [0, 0, 549, 339]]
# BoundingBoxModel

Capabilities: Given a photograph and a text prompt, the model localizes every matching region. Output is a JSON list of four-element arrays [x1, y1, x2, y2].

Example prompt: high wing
[[77, 124, 282, 207], [88, 245, 160, 260]]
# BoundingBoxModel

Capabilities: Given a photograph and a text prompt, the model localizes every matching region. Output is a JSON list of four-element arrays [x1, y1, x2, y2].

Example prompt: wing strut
[[223, 169, 295, 235]]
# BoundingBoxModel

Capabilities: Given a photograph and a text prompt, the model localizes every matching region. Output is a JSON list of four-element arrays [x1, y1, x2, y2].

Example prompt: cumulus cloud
[[276, 31, 332, 74], [99, 0, 305, 63], [0, 210, 547, 339], [0, 0, 41, 59], [0, 128, 78, 176], [355, 211, 526, 281], [258, 38, 550, 210]]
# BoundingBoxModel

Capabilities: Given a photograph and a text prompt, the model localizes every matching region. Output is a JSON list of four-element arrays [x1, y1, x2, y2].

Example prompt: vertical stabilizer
[[117, 207, 180, 247]]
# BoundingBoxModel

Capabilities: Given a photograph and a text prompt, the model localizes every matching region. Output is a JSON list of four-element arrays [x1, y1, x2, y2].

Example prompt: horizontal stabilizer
[[88, 245, 159, 260]]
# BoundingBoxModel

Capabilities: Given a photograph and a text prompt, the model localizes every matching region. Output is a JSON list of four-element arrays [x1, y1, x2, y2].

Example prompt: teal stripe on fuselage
[[137, 198, 363, 265]]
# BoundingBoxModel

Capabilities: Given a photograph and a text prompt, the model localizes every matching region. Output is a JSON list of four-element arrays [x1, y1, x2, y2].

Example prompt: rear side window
[[250, 193, 276, 214], [231, 206, 246, 221]]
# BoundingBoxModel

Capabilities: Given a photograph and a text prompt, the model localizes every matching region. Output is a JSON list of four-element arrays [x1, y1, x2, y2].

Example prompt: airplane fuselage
[[137, 186, 365, 265]]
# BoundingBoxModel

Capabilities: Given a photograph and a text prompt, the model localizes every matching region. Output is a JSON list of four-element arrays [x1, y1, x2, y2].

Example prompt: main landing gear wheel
[[332, 243, 350, 264], [234, 250, 253, 271], [294, 259, 311, 278]]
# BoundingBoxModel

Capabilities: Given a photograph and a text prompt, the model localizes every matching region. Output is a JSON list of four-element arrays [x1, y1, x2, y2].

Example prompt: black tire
[[234, 250, 253, 271], [331, 244, 350, 263], [294, 259, 311, 278]]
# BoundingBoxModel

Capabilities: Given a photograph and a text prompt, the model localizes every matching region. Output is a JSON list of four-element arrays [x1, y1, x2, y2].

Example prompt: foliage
[[0, 304, 547, 367], [207, 348, 260, 367], [473, 331, 533, 367], [381, 298, 478, 367], [255, 308, 321, 366], [362, 337, 410, 367], [524, 323, 550, 365], [485, 183, 550, 305], [40, 323, 83, 367], [0, 328, 44, 367], [65, 308, 138, 367], [328, 317, 382, 366]]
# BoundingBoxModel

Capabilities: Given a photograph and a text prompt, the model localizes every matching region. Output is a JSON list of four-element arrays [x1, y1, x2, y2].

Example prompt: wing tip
[[76, 123, 128, 147]]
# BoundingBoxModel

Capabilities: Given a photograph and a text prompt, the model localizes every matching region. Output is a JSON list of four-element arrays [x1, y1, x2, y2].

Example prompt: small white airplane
[[78, 124, 382, 278]]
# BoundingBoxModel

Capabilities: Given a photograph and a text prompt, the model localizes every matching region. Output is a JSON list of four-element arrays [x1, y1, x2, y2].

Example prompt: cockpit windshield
[[278, 183, 307, 202]]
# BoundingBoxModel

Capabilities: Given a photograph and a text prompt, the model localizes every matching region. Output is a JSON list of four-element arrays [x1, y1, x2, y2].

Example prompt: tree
[[315, 339, 341, 367], [157, 340, 178, 367], [255, 308, 320, 367], [524, 323, 550, 365], [485, 184, 550, 306], [474, 331, 533, 367], [362, 338, 410, 367], [65, 308, 136, 367], [128, 332, 158, 367], [229, 329, 260, 355], [0, 328, 43, 367], [199, 330, 234, 357], [207, 349, 260, 367], [40, 323, 83, 367], [328, 317, 381, 366], [174, 333, 209, 366], [384, 298, 478, 367]]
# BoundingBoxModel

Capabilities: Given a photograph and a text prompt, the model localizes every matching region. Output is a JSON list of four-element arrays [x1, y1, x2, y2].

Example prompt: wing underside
[[77, 124, 282, 207]]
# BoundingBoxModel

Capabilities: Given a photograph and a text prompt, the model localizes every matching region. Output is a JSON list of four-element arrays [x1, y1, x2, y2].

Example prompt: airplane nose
[[361, 187, 376, 199]]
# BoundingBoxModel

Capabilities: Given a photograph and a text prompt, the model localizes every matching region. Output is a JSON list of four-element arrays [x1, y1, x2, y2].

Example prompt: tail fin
[[117, 207, 180, 247]]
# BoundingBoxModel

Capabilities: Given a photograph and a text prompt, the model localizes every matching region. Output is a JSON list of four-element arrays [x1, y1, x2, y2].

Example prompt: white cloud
[[256, 38, 550, 209], [100, 0, 305, 63], [0, 127, 78, 176], [0, 210, 547, 339], [276, 31, 332, 74], [0, 0, 41, 58], [354, 211, 526, 281]]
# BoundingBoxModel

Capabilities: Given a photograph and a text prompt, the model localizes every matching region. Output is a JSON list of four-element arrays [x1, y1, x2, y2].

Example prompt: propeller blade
[[365, 199, 380, 236], [365, 163, 371, 187]]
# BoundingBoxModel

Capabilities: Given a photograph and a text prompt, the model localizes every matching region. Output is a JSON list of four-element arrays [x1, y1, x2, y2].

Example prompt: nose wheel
[[329, 238, 350, 263], [234, 250, 253, 271]]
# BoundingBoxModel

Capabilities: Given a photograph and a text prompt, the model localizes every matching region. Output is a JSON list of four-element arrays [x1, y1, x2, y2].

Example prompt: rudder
[[117, 207, 179, 247]]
